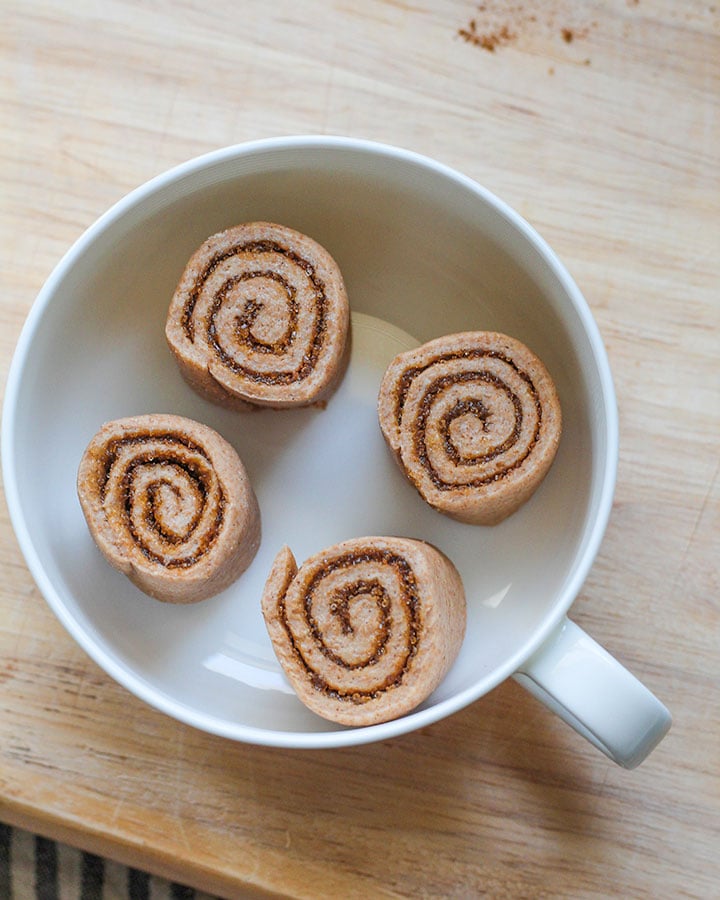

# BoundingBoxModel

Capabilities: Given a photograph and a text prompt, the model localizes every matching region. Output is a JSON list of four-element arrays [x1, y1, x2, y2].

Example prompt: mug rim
[[1, 135, 619, 747]]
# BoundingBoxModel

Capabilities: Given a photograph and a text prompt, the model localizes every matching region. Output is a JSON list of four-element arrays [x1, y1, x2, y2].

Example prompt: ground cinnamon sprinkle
[[457, 2, 597, 54], [458, 18, 515, 51]]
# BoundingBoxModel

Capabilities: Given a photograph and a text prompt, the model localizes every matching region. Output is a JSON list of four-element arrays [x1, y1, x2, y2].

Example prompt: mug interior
[[3, 139, 615, 745]]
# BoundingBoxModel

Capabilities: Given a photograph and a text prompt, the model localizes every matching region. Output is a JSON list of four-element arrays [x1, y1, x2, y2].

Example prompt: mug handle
[[513, 617, 671, 768]]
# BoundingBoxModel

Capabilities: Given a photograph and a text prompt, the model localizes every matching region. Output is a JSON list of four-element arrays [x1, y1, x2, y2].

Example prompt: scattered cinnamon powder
[[457, 2, 597, 56], [458, 18, 516, 51]]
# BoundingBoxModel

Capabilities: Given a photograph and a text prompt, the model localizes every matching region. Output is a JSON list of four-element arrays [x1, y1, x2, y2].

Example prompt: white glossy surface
[[516, 619, 672, 768], [2, 137, 647, 752]]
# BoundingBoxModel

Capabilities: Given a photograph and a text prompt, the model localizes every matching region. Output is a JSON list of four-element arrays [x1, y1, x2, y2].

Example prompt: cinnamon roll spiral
[[261, 537, 466, 726], [378, 332, 562, 525], [165, 222, 350, 409], [77, 414, 260, 603]]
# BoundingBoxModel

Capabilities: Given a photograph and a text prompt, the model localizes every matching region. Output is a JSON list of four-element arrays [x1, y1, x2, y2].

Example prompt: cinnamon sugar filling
[[181, 240, 328, 384], [279, 550, 422, 703], [395, 351, 543, 489], [98, 433, 225, 568]]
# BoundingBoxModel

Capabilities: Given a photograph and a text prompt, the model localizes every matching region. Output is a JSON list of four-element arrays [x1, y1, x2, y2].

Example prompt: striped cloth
[[0, 823, 222, 900]]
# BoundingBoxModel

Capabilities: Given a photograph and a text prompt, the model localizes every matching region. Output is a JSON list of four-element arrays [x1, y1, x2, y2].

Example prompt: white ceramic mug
[[2, 137, 671, 767]]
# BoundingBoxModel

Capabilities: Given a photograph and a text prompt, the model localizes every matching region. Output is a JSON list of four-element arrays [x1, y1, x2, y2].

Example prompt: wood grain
[[1, 1, 718, 897]]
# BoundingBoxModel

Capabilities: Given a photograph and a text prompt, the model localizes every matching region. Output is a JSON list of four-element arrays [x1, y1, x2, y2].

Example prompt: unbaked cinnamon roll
[[261, 537, 466, 726], [165, 222, 350, 409], [378, 332, 562, 525], [77, 414, 260, 603]]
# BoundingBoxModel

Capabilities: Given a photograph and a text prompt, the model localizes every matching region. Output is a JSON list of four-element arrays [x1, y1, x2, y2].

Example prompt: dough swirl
[[378, 332, 562, 524], [261, 536, 466, 726], [166, 222, 350, 408], [77, 414, 260, 602]]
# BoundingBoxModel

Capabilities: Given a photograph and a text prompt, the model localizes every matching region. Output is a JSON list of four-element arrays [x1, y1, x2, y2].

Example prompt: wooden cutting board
[[1, 2, 718, 897]]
